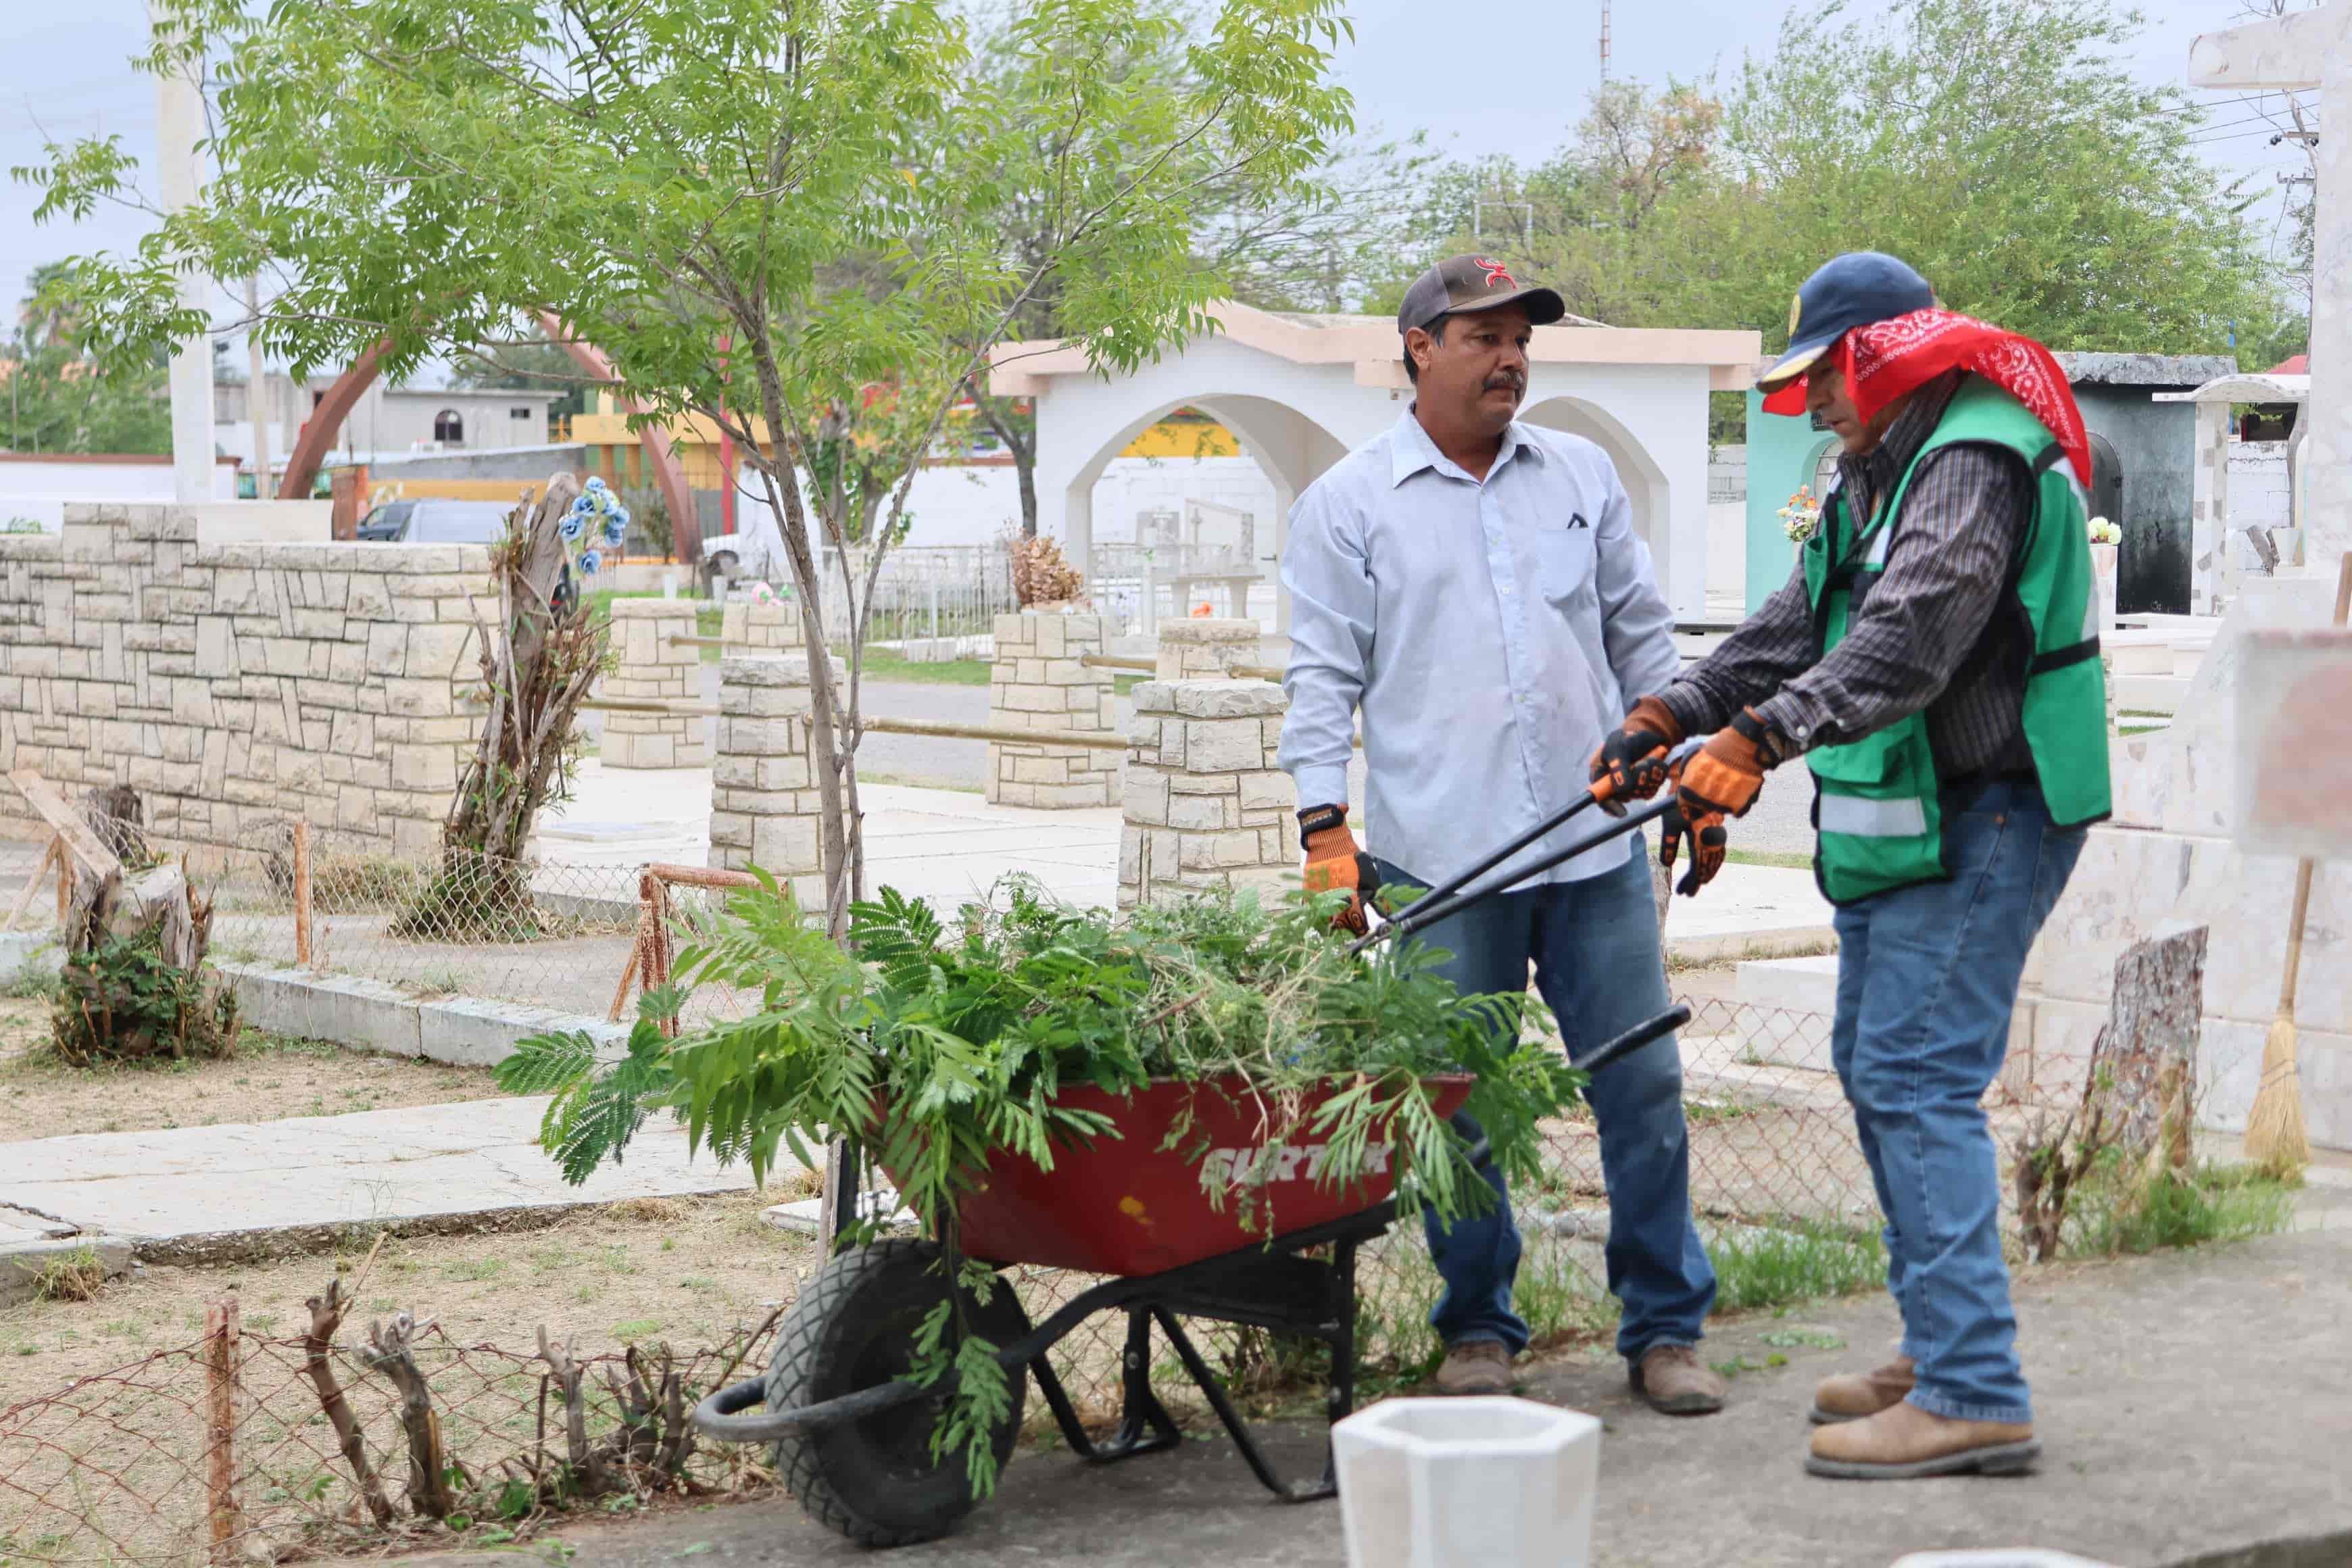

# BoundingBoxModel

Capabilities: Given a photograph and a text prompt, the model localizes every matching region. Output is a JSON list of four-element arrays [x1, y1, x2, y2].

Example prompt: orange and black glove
[[1590, 695, 1685, 815], [1298, 804, 1379, 935], [1661, 710, 1782, 897]]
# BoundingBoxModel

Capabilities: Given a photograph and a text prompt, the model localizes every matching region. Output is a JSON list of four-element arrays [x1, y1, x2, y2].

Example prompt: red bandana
[[1761, 308, 2090, 487]]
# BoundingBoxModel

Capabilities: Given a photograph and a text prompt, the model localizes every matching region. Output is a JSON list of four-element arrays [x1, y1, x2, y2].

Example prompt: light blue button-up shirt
[[1278, 407, 1680, 889]]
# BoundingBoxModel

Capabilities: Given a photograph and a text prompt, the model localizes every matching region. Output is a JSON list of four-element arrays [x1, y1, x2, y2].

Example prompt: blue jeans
[[1377, 842, 1716, 1362], [1830, 779, 2084, 1426]]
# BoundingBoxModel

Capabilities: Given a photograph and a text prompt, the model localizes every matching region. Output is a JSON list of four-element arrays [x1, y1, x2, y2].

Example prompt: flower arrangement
[[2087, 516, 2122, 547], [1780, 485, 1823, 544], [748, 579, 779, 606], [561, 476, 631, 578]]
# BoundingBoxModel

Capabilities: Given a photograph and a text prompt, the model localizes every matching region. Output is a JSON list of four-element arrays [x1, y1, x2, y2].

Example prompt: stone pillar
[[718, 601, 804, 651], [2189, 401, 2232, 616], [985, 612, 1119, 807], [1155, 616, 1265, 679], [1120, 663, 1295, 910], [710, 653, 839, 906], [601, 600, 707, 769]]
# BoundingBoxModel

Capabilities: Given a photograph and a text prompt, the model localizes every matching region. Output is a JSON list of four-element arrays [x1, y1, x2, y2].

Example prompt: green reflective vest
[[1798, 376, 2112, 906]]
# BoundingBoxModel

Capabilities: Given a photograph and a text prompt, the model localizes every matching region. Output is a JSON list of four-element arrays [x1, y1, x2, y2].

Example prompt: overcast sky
[[0, 0, 2316, 381]]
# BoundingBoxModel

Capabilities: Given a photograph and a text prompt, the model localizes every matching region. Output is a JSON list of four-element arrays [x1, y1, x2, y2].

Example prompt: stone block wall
[[600, 599, 707, 769], [0, 504, 491, 858], [709, 653, 839, 906], [985, 612, 1119, 808], [1156, 616, 1264, 679], [719, 601, 803, 651], [1119, 671, 1295, 909]]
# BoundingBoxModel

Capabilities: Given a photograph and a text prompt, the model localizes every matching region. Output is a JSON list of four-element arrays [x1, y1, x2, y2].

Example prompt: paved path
[[537, 764, 1833, 957], [387, 1192, 2352, 1568], [0, 1098, 766, 1265]]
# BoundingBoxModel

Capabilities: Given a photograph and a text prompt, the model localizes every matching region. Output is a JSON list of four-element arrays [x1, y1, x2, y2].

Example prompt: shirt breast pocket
[[1534, 526, 1596, 606]]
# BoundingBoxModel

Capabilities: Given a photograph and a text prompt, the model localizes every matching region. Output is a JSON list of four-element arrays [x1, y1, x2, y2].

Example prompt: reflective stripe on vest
[[1817, 793, 1928, 838]]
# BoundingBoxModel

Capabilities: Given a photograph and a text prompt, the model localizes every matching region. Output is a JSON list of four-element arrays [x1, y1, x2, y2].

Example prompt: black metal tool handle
[[1577, 1004, 1691, 1079], [1350, 736, 1703, 957], [1354, 793, 1680, 955]]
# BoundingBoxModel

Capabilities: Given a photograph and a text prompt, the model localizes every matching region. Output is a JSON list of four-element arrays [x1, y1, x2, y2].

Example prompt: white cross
[[2192, 5, 2349, 575]]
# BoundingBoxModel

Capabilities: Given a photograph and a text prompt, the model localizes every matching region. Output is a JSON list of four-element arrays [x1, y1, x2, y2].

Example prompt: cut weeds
[[504, 877, 1592, 1496]]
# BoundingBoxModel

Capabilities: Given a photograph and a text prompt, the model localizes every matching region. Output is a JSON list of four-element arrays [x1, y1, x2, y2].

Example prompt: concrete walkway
[[0, 1097, 765, 1265], [537, 761, 1835, 958], [385, 1198, 2352, 1568]]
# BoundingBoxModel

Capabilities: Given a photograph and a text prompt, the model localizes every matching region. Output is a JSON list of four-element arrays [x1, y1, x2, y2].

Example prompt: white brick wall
[[985, 612, 1119, 808], [600, 599, 708, 769], [708, 653, 839, 908], [1118, 620, 1296, 909], [0, 504, 491, 858]]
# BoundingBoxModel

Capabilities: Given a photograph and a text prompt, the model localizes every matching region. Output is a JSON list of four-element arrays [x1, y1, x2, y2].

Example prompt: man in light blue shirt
[[1279, 254, 1722, 1414]]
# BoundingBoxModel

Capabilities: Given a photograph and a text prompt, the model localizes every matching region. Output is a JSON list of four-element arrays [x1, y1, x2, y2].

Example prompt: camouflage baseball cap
[[1396, 254, 1566, 335]]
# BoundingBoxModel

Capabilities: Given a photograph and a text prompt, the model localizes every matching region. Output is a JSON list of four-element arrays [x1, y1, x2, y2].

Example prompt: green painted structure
[[1742, 390, 1838, 612]]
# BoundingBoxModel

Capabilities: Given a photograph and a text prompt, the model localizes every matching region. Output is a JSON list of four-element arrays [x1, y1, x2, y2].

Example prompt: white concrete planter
[[1331, 1396, 1601, 1568]]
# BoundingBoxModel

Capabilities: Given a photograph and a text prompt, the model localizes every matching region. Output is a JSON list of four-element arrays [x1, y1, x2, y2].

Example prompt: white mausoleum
[[988, 303, 1761, 624]]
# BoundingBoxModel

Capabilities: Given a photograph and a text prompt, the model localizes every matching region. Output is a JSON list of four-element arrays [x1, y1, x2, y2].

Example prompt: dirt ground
[[0, 996, 506, 1142], [0, 1187, 824, 1414]]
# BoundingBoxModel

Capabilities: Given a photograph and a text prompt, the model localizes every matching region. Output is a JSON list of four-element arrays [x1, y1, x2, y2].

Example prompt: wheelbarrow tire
[[766, 1238, 1028, 1547]]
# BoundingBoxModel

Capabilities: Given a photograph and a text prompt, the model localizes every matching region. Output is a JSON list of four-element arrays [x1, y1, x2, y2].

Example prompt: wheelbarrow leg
[[1311, 1238, 1361, 1500], [1030, 1308, 1181, 1465]]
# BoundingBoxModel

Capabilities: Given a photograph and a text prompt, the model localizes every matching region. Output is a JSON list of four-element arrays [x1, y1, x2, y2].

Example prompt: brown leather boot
[[1628, 1344, 1726, 1415], [1433, 1340, 1513, 1396], [1805, 1399, 2038, 1479], [1810, 1354, 1915, 1425]]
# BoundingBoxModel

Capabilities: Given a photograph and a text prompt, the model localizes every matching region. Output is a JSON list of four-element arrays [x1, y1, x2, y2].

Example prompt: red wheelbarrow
[[691, 793, 1691, 1546]]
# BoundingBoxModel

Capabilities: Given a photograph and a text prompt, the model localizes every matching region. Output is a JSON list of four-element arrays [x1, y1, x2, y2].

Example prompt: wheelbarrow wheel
[[766, 1238, 1029, 1546]]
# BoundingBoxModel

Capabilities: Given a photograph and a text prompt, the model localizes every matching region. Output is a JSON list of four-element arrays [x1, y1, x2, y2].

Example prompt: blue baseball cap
[[1755, 252, 1936, 391]]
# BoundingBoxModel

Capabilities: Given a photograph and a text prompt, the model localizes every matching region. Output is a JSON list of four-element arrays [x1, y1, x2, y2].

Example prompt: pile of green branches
[[499, 877, 1585, 1494]]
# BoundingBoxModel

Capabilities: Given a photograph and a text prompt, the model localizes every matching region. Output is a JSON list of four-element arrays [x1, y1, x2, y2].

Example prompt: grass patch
[[1723, 848, 1815, 871], [837, 646, 993, 687], [1707, 1221, 1884, 1313], [2066, 1159, 2297, 1258], [0, 966, 61, 1002], [28, 1246, 108, 1304]]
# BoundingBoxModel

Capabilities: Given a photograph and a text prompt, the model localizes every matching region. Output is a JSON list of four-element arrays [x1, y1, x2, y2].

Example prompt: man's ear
[[1404, 324, 1434, 378]]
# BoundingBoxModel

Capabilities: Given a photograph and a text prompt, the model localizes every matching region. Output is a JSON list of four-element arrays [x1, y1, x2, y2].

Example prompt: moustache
[[1484, 374, 1525, 393]]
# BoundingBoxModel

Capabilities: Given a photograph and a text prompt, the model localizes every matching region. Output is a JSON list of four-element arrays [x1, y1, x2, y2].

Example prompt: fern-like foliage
[[498, 871, 1594, 1497]]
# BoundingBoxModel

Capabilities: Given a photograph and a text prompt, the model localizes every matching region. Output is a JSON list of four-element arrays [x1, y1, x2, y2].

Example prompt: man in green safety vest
[[1591, 252, 2109, 1480]]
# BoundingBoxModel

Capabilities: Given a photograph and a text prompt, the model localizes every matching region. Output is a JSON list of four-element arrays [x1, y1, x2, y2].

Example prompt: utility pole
[[244, 278, 270, 498], [1600, 0, 1612, 81], [151, 3, 215, 504]]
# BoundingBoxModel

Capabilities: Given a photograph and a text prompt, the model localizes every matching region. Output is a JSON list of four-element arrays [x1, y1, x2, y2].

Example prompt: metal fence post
[[204, 1297, 241, 1564], [291, 822, 313, 969]]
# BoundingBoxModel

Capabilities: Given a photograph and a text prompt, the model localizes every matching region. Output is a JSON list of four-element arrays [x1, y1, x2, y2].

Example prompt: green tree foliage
[[26, 0, 1351, 930], [1396, 0, 2299, 366], [3, 262, 172, 456]]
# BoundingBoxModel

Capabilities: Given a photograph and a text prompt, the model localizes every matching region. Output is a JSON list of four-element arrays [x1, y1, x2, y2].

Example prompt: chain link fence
[[9, 806, 2058, 1563]]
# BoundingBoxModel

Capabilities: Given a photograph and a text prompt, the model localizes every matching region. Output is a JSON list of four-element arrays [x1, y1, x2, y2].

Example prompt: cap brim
[[1446, 286, 1568, 328], [1755, 333, 1837, 391]]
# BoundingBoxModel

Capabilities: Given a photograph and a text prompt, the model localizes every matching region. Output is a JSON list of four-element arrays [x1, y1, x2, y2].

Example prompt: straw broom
[[2243, 554, 2352, 1174]]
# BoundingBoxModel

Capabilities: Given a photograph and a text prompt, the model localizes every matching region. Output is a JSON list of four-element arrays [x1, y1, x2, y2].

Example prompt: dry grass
[[0, 1190, 815, 1417], [0, 998, 505, 1142]]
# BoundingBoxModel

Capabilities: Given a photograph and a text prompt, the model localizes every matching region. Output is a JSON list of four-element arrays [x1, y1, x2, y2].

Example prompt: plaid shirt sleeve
[[1657, 443, 2032, 758]]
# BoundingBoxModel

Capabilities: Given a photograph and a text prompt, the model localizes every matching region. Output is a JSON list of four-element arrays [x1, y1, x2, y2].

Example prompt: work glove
[[1590, 695, 1684, 815], [1673, 708, 1778, 820], [1659, 802, 1728, 898], [1298, 804, 1379, 936], [1660, 710, 1782, 898]]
